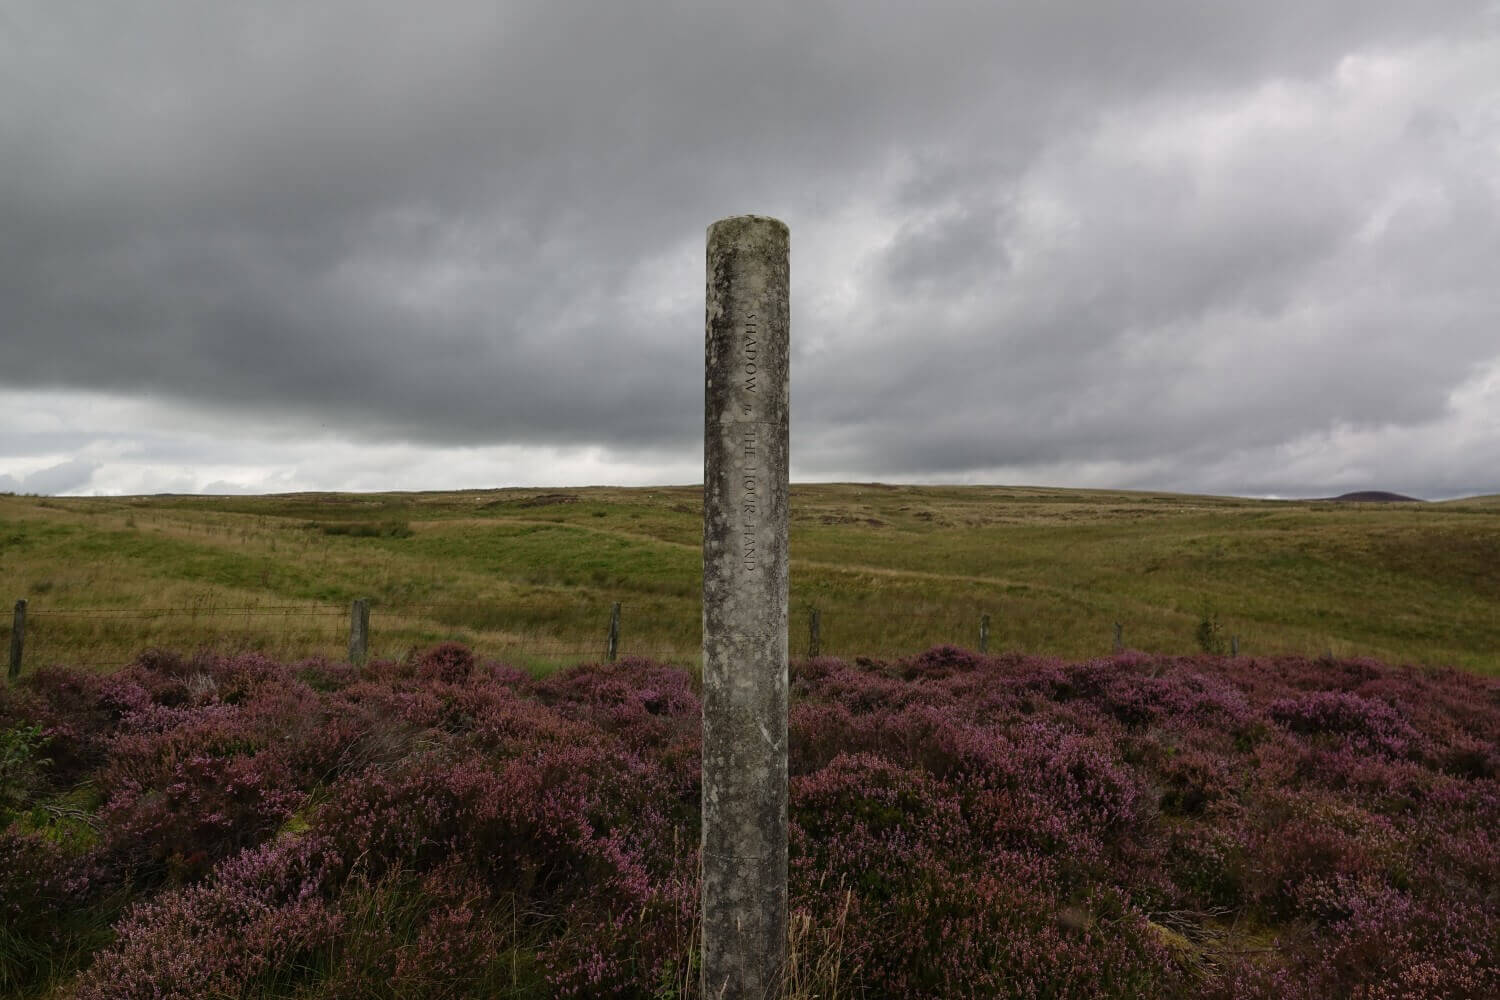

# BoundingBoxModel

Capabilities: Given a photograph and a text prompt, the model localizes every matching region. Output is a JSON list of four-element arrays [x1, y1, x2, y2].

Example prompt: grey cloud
[[878, 205, 1013, 299], [0, 458, 99, 495], [1, 1, 1498, 495], [198, 480, 266, 495]]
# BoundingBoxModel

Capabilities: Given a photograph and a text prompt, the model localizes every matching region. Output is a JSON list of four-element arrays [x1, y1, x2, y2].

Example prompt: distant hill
[[1321, 490, 1424, 503]]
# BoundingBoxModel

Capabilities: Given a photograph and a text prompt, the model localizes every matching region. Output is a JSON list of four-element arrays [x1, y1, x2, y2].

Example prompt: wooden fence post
[[979, 613, 990, 654], [607, 602, 621, 662], [348, 598, 370, 669], [1113, 621, 1124, 653], [808, 607, 821, 658], [1230, 635, 1239, 657], [8, 599, 25, 680]]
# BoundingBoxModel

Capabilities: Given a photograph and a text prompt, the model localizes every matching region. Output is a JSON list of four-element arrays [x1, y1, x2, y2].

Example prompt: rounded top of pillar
[[707, 215, 789, 250]]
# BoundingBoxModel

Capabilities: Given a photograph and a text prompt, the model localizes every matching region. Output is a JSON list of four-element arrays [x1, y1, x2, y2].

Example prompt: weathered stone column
[[702, 215, 789, 999]]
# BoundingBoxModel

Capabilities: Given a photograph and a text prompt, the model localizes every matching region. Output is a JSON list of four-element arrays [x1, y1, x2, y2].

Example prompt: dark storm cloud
[[1, 0, 1497, 494]]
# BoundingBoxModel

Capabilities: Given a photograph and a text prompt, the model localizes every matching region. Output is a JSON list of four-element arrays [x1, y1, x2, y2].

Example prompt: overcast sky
[[2, 1, 1498, 499]]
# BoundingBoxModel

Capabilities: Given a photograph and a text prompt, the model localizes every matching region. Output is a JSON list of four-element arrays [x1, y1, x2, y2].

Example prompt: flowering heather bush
[[1268, 690, 1425, 758], [1, 643, 1497, 997], [414, 641, 477, 684]]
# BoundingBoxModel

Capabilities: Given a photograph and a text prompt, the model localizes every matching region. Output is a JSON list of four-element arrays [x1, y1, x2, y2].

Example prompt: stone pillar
[[702, 215, 790, 1000]]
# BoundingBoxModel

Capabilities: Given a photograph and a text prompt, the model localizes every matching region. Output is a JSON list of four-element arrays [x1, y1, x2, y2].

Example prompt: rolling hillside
[[2, 485, 1497, 673]]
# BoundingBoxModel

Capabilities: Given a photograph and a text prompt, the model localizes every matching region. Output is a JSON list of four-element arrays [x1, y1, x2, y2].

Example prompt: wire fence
[[4, 596, 1025, 677], [4, 594, 1465, 678]]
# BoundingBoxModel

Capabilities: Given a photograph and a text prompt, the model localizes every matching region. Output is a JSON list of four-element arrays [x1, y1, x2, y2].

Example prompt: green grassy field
[[2, 484, 1498, 674]]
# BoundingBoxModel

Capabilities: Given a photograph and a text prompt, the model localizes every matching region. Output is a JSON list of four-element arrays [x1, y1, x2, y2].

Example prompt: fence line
[[2, 594, 1294, 679]]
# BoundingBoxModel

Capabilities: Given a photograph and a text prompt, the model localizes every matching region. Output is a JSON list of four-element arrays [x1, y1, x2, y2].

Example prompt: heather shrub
[[877, 873, 1184, 998], [1079, 662, 1254, 731], [97, 742, 302, 882], [1215, 879, 1500, 999], [1, 829, 117, 994], [528, 657, 700, 745], [11, 666, 119, 784], [415, 641, 477, 684], [90, 682, 314, 883], [1167, 817, 1249, 908], [1248, 791, 1407, 920], [793, 752, 969, 894], [790, 818, 1184, 996], [1269, 690, 1424, 758], [2, 645, 1497, 998], [312, 751, 626, 896], [71, 835, 343, 1000], [897, 642, 986, 680]]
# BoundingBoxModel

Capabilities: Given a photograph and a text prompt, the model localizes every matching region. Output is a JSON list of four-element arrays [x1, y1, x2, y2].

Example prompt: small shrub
[[1268, 691, 1423, 758], [415, 642, 476, 684], [1195, 601, 1227, 655], [0, 724, 49, 819]]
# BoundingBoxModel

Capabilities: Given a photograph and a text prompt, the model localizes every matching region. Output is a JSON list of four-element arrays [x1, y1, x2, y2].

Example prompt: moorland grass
[[2, 484, 1497, 675]]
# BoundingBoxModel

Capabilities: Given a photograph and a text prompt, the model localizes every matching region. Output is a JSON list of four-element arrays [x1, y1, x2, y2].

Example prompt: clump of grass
[[307, 520, 414, 539], [1194, 600, 1227, 655], [782, 884, 857, 999]]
